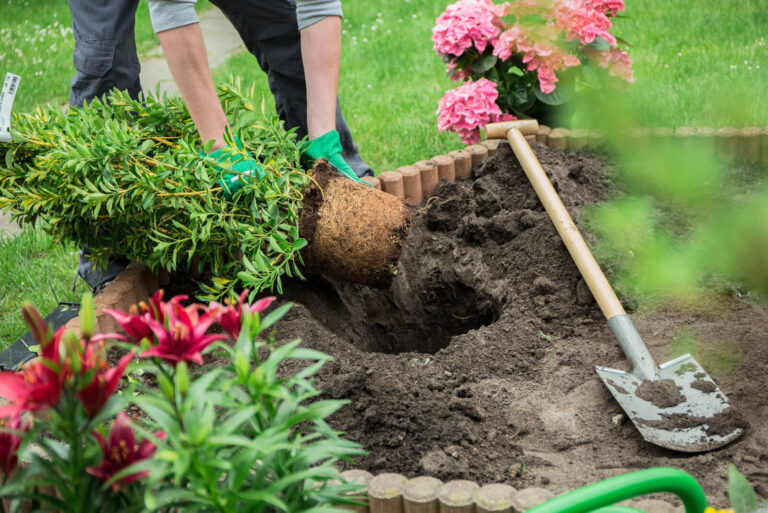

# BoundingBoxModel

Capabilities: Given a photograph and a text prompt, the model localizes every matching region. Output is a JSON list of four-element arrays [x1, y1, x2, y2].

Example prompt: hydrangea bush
[[0, 292, 363, 512], [433, 0, 633, 143]]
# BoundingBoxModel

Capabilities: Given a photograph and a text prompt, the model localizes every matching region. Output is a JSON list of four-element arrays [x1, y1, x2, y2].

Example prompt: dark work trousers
[[67, 0, 372, 288], [210, 0, 371, 176]]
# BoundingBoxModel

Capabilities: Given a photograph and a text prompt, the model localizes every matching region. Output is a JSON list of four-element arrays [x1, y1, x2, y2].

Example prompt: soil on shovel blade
[[181, 142, 767, 507]]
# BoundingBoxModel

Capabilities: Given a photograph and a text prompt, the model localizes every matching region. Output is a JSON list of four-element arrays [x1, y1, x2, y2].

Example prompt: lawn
[[615, 0, 768, 128], [0, 0, 212, 112], [0, 229, 89, 345], [1, 0, 767, 346]]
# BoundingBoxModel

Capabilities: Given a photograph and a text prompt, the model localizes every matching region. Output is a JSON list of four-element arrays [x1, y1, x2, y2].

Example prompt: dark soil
[[188, 142, 768, 506], [634, 379, 686, 408], [690, 379, 717, 394], [637, 409, 749, 439]]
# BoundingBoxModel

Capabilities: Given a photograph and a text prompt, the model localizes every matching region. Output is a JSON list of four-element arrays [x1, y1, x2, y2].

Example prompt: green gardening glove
[[205, 137, 265, 200], [302, 130, 371, 186]]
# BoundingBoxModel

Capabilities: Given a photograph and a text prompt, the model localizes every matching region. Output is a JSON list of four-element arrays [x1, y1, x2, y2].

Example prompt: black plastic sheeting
[[0, 303, 80, 370]]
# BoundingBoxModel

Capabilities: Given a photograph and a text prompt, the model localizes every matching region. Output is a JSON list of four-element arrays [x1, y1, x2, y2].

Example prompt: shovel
[[486, 120, 746, 452]]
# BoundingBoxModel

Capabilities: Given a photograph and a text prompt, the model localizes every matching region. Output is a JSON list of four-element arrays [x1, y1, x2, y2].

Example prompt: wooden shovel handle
[[505, 128, 625, 320]]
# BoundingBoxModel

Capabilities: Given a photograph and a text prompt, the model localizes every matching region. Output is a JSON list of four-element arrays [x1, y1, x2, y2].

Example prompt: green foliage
[[580, 89, 768, 305], [135, 316, 365, 511], [0, 82, 310, 300], [728, 465, 758, 513], [0, 294, 364, 512]]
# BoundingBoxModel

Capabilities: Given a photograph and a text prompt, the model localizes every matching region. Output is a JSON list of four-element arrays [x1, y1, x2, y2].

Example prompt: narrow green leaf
[[728, 465, 757, 513]]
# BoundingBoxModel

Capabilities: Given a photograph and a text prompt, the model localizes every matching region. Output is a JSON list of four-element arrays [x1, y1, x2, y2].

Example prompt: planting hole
[[284, 274, 500, 354]]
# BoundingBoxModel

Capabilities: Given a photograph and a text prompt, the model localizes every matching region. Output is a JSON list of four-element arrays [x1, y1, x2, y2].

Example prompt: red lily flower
[[212, 290, 275, 340], [105, 291, 187, 345], [0, 413, 25, 475], [0, 359, 64, 417], [77, 343, 135, 418], [141, 300, 225, 365], [86, 413, 165, 490]]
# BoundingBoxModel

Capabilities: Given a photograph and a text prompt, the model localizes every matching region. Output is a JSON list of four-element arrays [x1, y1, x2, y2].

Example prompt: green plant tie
[[524, 468, 708, 513]]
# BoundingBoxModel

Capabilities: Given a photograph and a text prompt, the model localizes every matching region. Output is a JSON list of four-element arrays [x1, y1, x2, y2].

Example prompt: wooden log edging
[[371, 124, 767, 207], [338, 471, 560, 513]]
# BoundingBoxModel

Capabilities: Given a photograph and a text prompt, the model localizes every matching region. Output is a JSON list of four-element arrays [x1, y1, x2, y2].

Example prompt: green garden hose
[[524, 468, 708, 513]]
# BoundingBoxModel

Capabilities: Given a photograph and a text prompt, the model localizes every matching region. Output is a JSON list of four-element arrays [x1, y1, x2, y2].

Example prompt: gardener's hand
[[302, 130, 372, 186], [206, 137, 265, 200]]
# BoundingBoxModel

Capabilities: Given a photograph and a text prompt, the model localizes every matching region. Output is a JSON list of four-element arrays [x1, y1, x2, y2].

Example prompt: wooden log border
[[338, 471, 561, 513], [372, 125, 768, 206]]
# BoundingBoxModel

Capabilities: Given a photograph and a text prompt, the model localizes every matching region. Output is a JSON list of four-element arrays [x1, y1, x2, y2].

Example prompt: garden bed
[[270, 142, 767, 507], [157, 142, 768, 507]]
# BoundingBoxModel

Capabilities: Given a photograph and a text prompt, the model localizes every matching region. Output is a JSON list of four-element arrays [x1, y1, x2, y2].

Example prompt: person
[[66, 0, 371, 289], [147, 0, 366, 186]]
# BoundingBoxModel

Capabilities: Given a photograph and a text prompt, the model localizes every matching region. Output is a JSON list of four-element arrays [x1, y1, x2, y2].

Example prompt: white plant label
[[0, 73, 21, 143]]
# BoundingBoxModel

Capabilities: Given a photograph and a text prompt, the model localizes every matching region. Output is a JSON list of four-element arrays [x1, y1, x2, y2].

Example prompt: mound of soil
[[269, 143, 765, 506]]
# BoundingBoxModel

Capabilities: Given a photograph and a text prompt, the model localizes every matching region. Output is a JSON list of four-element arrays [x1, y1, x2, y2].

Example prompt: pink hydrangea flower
[[493, 24, 528, 61], [594, 47, 634, 82], [589, 0, 625, 16], [555, 0, 617, 46], [494, 23, 580, 94], [432, 0, 503, 57], [437, 79, 517, 144]]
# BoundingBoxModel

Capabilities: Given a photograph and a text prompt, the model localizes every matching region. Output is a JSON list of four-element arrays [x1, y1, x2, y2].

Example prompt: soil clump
[[634, 379, 686, 408], [187, 142, 767, 506]]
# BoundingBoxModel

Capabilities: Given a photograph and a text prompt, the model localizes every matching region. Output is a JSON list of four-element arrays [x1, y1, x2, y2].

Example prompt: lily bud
[[21, 301, 50, 347], [175, 361, 189, 397], [63, 331, 83, 373], [80, 292, 95, 340], [157, 373, 174, 401]]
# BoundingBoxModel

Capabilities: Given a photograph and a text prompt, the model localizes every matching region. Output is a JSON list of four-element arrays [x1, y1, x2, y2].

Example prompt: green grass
[[0, 0, 212, 112], [0, 229, 89, 346], [613, 0, 768, 128]]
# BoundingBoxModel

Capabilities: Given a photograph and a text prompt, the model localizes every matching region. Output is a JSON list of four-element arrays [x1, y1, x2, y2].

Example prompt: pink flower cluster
[[593, 47, 634, 82], [493, 23, 581, 93], [107, 290, 274, 366], [554, 0, 618, 46], [437, 79, 517, 144], [433, 0, 631, 139], [432, 0, 504, 57], [589, 0, 625, 17]]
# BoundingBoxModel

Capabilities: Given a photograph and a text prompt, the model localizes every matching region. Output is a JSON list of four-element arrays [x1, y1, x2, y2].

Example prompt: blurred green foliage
[[579, 90, 768, 307]]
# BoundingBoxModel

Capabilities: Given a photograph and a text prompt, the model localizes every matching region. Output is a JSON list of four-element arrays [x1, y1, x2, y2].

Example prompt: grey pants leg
[[67, 0, 142, 107], [210, 0, 373, 177], [68, 0, 140, 287]]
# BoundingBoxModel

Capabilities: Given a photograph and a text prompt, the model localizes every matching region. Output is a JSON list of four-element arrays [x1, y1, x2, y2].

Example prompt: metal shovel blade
[[596, 354, 746, 452]]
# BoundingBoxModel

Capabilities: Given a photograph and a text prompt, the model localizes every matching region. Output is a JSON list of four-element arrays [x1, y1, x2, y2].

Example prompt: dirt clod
[[691, 379, 717, 394], [635, 379, 686, 408]]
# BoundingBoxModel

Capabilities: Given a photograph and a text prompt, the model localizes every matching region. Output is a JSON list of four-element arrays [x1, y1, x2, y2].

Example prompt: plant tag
[[0, 72, 21, 143]]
